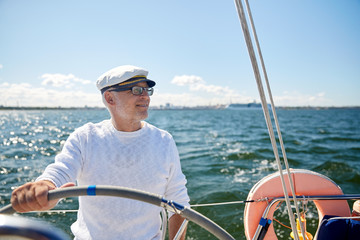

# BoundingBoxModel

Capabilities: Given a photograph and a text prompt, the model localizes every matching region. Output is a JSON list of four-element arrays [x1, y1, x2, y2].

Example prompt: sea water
[[1, 108, 359, 239]]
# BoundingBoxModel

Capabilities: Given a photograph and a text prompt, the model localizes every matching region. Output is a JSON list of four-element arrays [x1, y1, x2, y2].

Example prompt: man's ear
[[104, 92, 115, 105]]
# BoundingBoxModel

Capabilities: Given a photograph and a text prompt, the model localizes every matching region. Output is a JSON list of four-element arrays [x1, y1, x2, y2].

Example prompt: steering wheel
[[0, 185, 235, 240]]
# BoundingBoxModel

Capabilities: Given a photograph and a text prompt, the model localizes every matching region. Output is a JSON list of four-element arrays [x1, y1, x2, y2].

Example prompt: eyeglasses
[[109, 86, 154, 96]]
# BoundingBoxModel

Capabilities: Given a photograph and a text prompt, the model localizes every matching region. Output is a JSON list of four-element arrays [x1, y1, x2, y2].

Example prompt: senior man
[[11, 65, 190, 240]]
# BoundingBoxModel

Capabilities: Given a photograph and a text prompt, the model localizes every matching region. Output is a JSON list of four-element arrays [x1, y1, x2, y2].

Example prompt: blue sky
[[0, 0, 359, 107]]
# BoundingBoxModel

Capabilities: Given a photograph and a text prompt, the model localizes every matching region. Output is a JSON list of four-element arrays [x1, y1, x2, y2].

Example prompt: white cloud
[[171, 75, 237, 96], [0, 78, 332, 108], [189, 83, 235, 96], [153, 90, 331, 107], [171, 75, 204, 86], [170, 75, 332, 106], [40, 73, 91, 88], [273, 91, 330, 106], [0, 82, 103, 107], [151, 92, 208, 107], [151, 90, 253, 107], [0, 64, 3, 69], [157, 75, 333, 107], [169, 75, 250, 106]]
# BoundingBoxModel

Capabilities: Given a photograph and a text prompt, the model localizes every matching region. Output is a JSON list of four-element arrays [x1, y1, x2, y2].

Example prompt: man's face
[[111, 81, 151, 123]]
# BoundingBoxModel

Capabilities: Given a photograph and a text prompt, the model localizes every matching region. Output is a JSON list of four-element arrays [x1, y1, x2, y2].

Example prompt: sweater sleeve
[[165, 137, 190, 217], [36, 130, 83, 188]]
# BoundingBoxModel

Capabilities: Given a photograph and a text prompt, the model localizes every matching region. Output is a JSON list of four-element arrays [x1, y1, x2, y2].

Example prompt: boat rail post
[[173, 218, 189, 240]]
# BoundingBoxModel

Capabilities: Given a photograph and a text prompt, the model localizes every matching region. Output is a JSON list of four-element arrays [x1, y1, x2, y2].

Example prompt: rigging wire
[[191, 200, 255, 208], [233, 0, 301, 239], [242, 0, 306, 238], [23, 199, 257, 214]]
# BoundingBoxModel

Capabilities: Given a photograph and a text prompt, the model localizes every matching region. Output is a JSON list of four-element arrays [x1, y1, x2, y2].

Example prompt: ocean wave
[[312, 161, 360, 191]]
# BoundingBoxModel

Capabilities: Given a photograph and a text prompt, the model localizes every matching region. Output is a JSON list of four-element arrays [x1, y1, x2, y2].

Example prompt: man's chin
[[138, 110, 148, 121]]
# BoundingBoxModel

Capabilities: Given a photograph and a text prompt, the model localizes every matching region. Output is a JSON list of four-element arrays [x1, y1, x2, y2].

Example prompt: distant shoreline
[[1, 106, 359, 111]]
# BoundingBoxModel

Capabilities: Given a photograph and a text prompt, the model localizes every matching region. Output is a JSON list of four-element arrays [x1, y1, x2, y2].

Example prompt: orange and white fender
[[244, 169, 351, 240]]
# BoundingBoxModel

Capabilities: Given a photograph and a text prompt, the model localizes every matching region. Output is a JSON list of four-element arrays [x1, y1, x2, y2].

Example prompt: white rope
[[191, 200, 254, 208], [26, 200, 255, 213], [233, 0, 299, 239], [19, 200, 261, 216], [26, 209, 78, 214], [242, 0, 306, 239]]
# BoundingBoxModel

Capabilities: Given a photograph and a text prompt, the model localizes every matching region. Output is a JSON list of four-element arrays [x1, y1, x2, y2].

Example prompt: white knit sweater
[[37, 120, 190, 240]]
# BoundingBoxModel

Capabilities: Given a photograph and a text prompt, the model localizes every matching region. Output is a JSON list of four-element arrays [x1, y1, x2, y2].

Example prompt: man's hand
[[11, 181, 75, 213]]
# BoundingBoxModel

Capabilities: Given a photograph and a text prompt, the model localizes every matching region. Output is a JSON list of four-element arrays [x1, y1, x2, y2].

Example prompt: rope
[[28, 210, 79, 214], [19, 200, 257, 213], [242, 0, 306, 238], [273, 218, 292, 230], [18, 199, 263, 218], [191, 200, 254, 208], [234, 0, 300, 239]]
